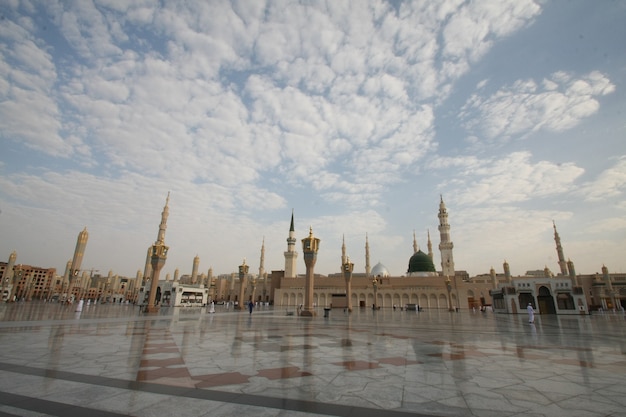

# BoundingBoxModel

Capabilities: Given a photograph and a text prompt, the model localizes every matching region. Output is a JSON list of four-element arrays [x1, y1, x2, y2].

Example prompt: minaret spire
[[438, 195, 455, 277], [191, 254, 199, 284], [427, 229, 433, 260], [553, 221, 568, 275], [365, 233, 371, 277], [145, 193, 170, 312], [341, 234, 347, 267], [412, 230, 418, 253], [284, 210, 298, 278], [259, 237, 265, 279], [156, 192, 170, 245]]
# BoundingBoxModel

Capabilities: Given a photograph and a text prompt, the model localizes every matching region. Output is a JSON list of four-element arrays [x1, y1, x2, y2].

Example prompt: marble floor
[[0, 302, 625, 417]]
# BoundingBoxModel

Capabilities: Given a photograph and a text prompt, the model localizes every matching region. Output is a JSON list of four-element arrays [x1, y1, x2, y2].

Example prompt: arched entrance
[[537, 286, 557, 314]]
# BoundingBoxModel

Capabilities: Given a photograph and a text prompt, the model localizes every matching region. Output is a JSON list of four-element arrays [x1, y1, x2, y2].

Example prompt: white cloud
[[435, 152, 584, 205], [461, 71, 615, 140], [442, 0, 541, 73], [577, 156, 626, 202], [4, 0, 624, 278]]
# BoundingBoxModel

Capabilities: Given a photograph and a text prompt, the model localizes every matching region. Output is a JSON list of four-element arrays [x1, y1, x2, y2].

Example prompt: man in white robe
[[527, 303, 535, 323]]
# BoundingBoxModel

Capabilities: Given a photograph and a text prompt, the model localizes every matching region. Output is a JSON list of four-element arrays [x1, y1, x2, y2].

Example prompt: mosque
[[200, 196, 623, 315], [2, 196, 624, 315]]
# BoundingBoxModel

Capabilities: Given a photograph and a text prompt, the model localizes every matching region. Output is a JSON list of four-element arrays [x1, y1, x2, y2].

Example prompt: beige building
[[2, 198, 624, 315]]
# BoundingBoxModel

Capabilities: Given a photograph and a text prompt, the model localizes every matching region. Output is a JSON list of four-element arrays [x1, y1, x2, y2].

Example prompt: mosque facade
[[264, 197, 622, 315], [1, 197, 625, 315]]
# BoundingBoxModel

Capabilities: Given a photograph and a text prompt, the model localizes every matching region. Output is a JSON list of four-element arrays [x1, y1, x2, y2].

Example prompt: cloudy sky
[[1, 0, 624, 280]]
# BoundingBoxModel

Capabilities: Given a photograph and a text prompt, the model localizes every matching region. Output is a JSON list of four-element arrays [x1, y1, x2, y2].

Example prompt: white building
[[139, 280, 209, 307]]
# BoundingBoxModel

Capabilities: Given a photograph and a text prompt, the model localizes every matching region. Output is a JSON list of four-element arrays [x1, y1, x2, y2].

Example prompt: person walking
[[527, 303, 535, 323], [248, 301, 254, 315]]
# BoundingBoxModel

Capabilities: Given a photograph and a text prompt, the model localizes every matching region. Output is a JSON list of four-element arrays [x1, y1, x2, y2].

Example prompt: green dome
[[407, 250, 436, 274]]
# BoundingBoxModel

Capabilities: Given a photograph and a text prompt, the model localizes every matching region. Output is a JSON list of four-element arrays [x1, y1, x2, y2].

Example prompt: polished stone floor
[[0, 302, 625, 417]]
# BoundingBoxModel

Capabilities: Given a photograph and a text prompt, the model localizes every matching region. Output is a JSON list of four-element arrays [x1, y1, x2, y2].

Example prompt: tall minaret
[[145, 193, 170, 312], [438, 196, 455, 277], [284, 210, 298, 278], [259, 237, 265, 279], [341, 234, 347, 267], [68, 227, 89, 297], [427, 230, 433, 261], [191, 255, 199, 284], [553, 221, 568, 276], [365, 233, 371, 277], [70, 227, 89, 278], [412, 230, 418, 253], [156, 192, 170, 245]]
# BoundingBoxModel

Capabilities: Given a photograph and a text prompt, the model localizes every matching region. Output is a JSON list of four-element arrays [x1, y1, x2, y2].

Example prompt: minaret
[[438, 196, 455, 277], [567, 259, 578, 286], [259, 238, 265, 279], [1, 251, 16, 302], [490, 266, 497, 289], [503, 260, 511, 283], [174, 268, 180, 282], [365, 233, 371, 277], [412, 230, 418, 253], [191, 255, 199, 284], [63, 260, 71, 282], [341, 234, 347, 267], [284, 210, 298, 278], [70, 227, 89, 276], [427, 230, 433, 261], [145, 193, 170, 313], [553, 221, 568, 276], [69, 227, 89, 297]]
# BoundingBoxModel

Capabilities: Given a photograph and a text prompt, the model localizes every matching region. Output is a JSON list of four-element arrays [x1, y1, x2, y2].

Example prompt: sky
[[0, 0, 625, 280]]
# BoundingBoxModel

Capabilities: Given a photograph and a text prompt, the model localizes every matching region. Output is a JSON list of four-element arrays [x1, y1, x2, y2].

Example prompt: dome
[[407, 250, 436, 275], [371, 262, 390, 278]]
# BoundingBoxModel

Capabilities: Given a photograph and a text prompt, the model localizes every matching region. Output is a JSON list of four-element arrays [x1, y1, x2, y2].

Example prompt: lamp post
[[342, 258, 354, 312], [236, 259, 248, 310], [301, 227, 320, 317]]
